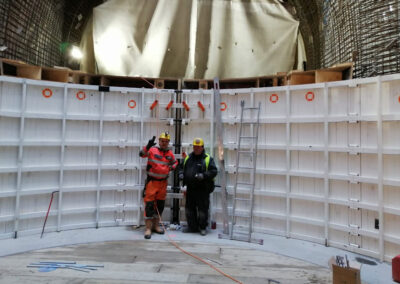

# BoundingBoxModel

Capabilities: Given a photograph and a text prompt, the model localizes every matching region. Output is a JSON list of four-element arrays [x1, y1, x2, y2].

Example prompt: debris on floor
[[27, 261, 104, 273]]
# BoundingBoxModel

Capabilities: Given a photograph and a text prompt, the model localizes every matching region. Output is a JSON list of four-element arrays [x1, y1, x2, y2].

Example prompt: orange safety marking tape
[[150, 100, 158, 110], [197, 101, 205, 112], [166, 100, 173, 110], [182, 101, 190, 111], [128, 99, 137, 109], [42, 88, 53, 98]]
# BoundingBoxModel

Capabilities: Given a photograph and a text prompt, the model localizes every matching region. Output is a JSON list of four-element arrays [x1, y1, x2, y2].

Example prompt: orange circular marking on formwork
[[305, 91, 315, 102], [76, 91, 86, 100], [128, 99, 137, 109], [42, 88, 53, 98], [269, 94, 279, 103], [220, 102, 227, 111]]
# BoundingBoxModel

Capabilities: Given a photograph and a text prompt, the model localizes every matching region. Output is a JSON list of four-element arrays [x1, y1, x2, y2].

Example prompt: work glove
[[179, 173, 184, 180], [195, 173, 204, 181], [146, 136, 156, 150]]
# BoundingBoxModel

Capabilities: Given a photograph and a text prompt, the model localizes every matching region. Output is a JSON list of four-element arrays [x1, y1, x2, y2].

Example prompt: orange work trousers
[[143, 179, 167, 218]]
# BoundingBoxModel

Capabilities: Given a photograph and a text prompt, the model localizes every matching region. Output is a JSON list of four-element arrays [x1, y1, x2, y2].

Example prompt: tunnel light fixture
[[70, 45, 83, 60]]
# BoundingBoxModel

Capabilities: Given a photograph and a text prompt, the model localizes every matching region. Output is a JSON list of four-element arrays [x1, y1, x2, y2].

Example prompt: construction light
[[70, 45, 83, 60]]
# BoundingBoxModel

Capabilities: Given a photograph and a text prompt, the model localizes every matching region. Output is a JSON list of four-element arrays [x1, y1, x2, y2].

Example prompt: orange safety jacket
[[140, 146, 178, 179]]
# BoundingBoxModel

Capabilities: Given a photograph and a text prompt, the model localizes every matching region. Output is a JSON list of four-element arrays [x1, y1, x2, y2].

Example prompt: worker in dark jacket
[[180, 138, 218, 236]]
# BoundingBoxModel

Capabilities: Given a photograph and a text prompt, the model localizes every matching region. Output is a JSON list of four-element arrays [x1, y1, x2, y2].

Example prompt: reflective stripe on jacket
[[140, 146, 178, 179]]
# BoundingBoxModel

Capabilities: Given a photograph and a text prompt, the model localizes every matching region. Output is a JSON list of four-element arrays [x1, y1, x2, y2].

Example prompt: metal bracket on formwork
[[227, 165, 236, 174], [115, 203, 125, 213], [348, 81, 358, 88], [118, 139, 127, 148], [348, 144, 360, 155], [348, 198, 360, 210], [174, 154, 184, 159], [117, 161, 126, 171], [349, 243, 361, 248], [349, 224, 360, 236], [348, 112, 359, 123], [119, 114, 128, 123], [116, 182, 126, 191], [348, 172, 360, 184], [167, 193, 184, 199], [226, 142, 236, 150], [182, 118, 190, 125], [228, 119, 236, 126]]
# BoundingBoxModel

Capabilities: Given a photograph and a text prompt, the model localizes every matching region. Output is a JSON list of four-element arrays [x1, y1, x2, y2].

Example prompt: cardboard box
[[393, 255, 400, 282], [329, 256, 361, 284]]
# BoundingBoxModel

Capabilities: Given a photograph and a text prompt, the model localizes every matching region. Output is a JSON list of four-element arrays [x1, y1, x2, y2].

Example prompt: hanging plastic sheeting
[[81, 0, 306, 79]]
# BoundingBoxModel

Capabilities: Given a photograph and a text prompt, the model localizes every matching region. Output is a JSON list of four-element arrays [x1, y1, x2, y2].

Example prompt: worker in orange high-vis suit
[[139, 132, 178, 239]]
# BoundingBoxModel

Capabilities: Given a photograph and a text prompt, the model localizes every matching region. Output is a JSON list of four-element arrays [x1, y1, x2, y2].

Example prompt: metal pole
[[172, 89, 182, 224], [213, 78, 229, 235]]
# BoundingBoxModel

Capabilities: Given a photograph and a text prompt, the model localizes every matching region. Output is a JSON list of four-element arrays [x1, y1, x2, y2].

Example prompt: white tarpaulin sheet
[[81, 0, 306, 79]]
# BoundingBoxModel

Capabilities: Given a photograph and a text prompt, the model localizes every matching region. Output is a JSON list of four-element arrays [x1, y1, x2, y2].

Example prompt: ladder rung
[[236, 182, 254, 185], [231, 225, 250, 232], [238, 150, 256, 154], [233, 212, 251, 218], [241, 121, 258, 124], [243, 107, 260, 110], [231, 235, 264, 245], [240, 136, 257, 139], [237, 166, 254, 170], [234, 197, 251, 202]]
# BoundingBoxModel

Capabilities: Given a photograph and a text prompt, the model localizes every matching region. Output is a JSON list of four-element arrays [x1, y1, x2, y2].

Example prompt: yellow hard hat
[[193, 137, 204, 146], [159, 132, 171, 140]]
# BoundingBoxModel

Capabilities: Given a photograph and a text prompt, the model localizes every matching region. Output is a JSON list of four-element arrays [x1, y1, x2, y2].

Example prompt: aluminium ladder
[[230, 100, 263, 245]]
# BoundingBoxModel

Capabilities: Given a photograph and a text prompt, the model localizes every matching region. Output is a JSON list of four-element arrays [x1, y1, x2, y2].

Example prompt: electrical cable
[[155, 206, 243, 284]]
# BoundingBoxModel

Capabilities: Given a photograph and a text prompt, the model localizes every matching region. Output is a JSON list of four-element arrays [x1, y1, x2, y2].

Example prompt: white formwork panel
[[211, 76, 400, 262], [0, 77, 150, 239], [139, 88, 177, 223], [1, 74, 400, 262], [181, 89, 213, 150]]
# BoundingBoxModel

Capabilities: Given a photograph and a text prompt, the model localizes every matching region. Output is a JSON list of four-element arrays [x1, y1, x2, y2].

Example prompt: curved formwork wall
[[1, 75, 400, 262]]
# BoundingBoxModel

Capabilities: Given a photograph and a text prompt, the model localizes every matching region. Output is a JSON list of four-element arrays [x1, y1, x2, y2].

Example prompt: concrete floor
[[0, 226, 394, 284]]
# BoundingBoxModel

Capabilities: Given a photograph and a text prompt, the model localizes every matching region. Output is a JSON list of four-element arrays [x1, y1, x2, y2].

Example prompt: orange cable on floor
[[156, 207, 242, 284]]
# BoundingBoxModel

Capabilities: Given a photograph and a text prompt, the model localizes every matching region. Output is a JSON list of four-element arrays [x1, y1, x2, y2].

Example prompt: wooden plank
[[199, 80, 208, 89], [287, 70, 315, 85], [69, 70, 88, 84], [155, 79, 164, 89], [42, 67, 69, 82], [277, 72, 287, 86], [0, 58, 41, 80], [315, 70, 342, 83], [16, 64, 42, 80], [328, 62, 354, 80]]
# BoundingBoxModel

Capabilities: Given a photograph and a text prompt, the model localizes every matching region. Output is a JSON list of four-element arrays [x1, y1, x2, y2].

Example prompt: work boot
[[152, 217, 164, 234], [182, 227, 198, 233], [200, 229, 207, 236], [144, 219, 152, 239]]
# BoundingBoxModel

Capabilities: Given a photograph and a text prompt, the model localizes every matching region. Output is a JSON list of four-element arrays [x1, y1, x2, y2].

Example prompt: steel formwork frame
[[321, 0, 400, 78], [1, 74, 400, 262]]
